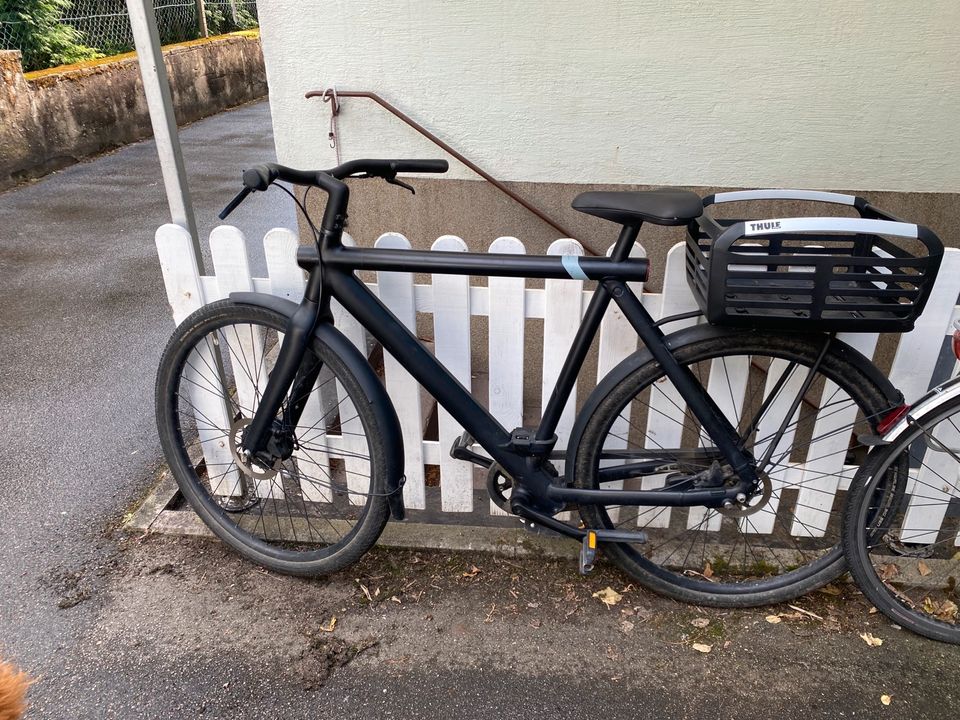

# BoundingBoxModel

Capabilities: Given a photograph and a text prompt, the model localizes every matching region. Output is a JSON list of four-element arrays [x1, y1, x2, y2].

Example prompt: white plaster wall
[[259, 1, 960, 192]]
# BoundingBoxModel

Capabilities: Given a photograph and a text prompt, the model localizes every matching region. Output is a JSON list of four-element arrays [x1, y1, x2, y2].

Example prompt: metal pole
[[227, 0, 238, 25], [195, 0, 209, 37], [125, 0, 203, 267]]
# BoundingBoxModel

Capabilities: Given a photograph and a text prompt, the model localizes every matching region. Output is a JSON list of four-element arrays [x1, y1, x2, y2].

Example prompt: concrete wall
[[260, 1, 960, 192], [0, 33, 267, 190]]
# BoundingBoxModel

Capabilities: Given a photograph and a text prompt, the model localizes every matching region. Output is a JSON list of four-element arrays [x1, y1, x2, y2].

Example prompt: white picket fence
[[156, 223, 960, 535]]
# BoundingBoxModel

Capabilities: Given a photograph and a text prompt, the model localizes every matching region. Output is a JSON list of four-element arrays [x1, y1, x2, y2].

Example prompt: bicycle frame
[[239, 219, 761, 534]]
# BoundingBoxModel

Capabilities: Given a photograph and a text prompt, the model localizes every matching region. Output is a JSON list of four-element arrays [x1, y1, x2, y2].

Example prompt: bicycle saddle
[[572, 189, 703, 227]]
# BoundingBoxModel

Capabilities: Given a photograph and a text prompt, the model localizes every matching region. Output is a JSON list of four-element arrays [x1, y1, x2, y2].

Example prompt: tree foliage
[[0, 0, 101, 71]]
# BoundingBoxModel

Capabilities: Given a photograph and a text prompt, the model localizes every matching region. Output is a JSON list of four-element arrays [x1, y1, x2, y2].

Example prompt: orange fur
[[0, 661, 30, 720]]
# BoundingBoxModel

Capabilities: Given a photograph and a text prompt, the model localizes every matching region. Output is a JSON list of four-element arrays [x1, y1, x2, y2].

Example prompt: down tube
[[325, 270, 518, 468]]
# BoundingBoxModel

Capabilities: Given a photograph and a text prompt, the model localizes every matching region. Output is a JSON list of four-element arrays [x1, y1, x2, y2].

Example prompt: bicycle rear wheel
[[155, 300, 390, 576], [574, 329, 900, 607], [844, 393, 960, 643]]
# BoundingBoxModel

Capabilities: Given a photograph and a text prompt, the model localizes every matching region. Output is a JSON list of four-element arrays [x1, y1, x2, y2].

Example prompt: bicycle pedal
[[450, 430, 493, 468], [579, 531, 598, 575]]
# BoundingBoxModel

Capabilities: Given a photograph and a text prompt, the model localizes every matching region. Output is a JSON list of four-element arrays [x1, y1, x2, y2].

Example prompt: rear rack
[[685, 189, 944, 333]]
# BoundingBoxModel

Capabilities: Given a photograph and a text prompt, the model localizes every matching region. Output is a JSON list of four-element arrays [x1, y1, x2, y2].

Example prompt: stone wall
[[0, 33, 266, 190]]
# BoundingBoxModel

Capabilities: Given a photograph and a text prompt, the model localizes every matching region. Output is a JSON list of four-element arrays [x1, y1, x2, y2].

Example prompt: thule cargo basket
[[685, 189, 944, 332]]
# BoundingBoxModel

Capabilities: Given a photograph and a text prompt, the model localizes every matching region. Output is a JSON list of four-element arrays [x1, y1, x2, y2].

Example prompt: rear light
[[877, 404, 910, 435], [954, 320, 960, 361]]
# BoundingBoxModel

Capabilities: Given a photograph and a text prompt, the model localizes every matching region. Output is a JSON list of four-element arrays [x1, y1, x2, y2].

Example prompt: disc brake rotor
[[717, 471, 773, 518], [228, 417, 282, 481]]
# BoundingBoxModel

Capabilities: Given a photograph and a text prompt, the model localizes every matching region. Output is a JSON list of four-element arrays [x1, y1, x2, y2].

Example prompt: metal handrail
[[305, 89, 599, 256]]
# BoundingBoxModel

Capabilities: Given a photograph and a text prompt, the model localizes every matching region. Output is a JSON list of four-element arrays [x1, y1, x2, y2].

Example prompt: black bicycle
[[156, 159, 942, 607], [843, 322, 960, 643]]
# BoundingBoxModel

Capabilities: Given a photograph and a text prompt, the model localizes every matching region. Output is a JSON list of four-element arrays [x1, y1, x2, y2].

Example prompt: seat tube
[[536, 224, 640, 444], [605, 279, 760, 486]]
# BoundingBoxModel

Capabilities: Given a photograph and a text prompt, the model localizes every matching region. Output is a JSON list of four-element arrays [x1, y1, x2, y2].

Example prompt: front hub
[[229, 417, 295, 480]]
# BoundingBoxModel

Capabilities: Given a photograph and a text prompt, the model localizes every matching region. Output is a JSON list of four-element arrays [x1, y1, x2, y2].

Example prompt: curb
[[125, 475, 576, 560]]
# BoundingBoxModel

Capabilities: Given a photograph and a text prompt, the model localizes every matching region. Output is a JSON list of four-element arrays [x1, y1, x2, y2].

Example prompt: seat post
[[609, 223, 642, 262]]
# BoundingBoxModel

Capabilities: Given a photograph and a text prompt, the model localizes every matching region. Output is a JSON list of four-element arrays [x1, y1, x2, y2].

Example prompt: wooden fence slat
[[741, 359, 806, 534], [790, 332, 879, 536], [156, 224, 241, 498], [431, 235, 474, 512], [326, 233, 372, 504], [901, 445, 960, 545], [487, 237, 526, 515], [263, 229, 332, 503], [685, 243, 768, 532], [595, 242, 645, 524], [639, 243, 698, 528], [543, 239, 586, 520], [901, 357, 960, 543], [210, 227, 277, 498], [686, 356, 750, 532], [373, 233, 426, 509], [888, 249, 960, 402]]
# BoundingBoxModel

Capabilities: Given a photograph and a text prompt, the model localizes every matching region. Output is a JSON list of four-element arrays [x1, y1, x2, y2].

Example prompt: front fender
[[230, 292, 406, 520]]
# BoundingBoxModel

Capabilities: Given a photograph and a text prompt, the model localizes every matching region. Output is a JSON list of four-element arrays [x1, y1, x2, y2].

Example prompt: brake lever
[[219, 186, 252, 220], [384, 175, 416, 195]]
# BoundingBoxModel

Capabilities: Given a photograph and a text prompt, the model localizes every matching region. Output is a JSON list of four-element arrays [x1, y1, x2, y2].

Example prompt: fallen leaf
[[917, 560, 932, 577], [593, 587, 623, 607], [923, 597, 937, 615], [319, 616, 337, 633], [953, 551, 960, 561], [462, 565, 481, 578], [869, 607, 879, 614], [390, 595, 402, 604], [937, 600, 959, 621], [359, 583, 373, 602], [878, 564, 899, 582], [692, 643, 712, 653], [860, 632, 883, 647], [765, 615, 782, 624], [620, 620, 635, 634], [690, 617, 710, 628], [528, 619, 542, 629], [703, 562, 714, 579], [880, 694, 892, 706], [818, 583, 843, 596]]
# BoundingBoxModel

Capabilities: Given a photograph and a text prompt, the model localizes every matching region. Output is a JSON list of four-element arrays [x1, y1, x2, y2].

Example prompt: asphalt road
[[2, 100, 959, 720], [0, 99, 295, 711]]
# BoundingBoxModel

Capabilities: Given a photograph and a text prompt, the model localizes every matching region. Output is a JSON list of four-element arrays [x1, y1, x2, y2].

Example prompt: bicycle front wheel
[[156, 300, 390, 576], [574, 329, 899, 607], [844, 392, 960, 643]]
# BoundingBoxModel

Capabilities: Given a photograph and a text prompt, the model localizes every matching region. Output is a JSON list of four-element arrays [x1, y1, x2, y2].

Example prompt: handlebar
[[242, 158, 448, 189], [220, 158, 448, 220]]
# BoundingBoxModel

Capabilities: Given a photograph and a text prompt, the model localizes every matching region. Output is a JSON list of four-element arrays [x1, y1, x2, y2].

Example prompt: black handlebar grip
[[391, 159, 449, 174]]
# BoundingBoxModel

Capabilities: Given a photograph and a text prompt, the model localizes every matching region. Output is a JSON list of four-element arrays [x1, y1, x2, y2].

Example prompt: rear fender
[[230, 292, 406, 520], [880, 375, 960, 444]]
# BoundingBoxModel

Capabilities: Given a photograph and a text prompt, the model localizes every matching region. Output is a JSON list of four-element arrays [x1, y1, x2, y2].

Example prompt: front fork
[[240, 265, 331, 461]]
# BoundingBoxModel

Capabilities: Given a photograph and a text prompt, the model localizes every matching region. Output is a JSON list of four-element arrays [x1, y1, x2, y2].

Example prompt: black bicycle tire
[[155, 300, 390, 576], [574, 331, 894, 608], [843, 397, 960, 644]]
